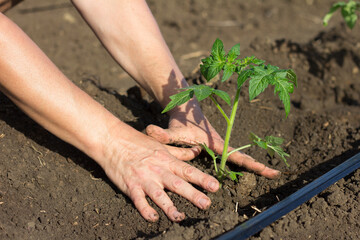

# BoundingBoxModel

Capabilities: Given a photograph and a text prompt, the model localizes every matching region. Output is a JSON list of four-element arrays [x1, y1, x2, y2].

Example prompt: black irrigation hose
[[217, 152, 360, 240]]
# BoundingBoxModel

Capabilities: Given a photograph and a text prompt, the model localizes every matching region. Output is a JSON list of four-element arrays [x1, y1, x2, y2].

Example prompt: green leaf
[[222, 63, 236, 82], [272, 70, 297, 117], [250, 133, 290, 167], [201, 143, 217, 161], [236, 56, 265, 70], [213, 89, 231, 106], [184, 85, 214, 102], [162, 89, 193, 113], [211, 38, 226, 62], [249, 132, 267, 149], [227, 170, 243, 181], [341, 1, 358, 29], [200, 56, 224, 81], [323, 1, 347, 26], [265, 136, 284, 146], [248, 65, 274, 100], [247, 65, 297, 116], [286, 69, 298, 87], [201, 143, 219, 173], [274, 80, 292, 113], [227, 43, 240, 62], [237, 69, 253, 89]]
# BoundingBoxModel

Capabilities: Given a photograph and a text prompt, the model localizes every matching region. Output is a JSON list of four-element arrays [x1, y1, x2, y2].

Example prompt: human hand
[[146, 100, 281, 179], [99, 122, 220, 222]]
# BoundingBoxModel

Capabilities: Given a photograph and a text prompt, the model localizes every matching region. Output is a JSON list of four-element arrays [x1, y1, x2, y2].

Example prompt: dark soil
[[1, 0, 360, 239]]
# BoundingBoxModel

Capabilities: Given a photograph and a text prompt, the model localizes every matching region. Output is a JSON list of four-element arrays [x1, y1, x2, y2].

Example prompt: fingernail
[[149, 213, 158, 222], [208, 181, 218, 191], [173, 211, 184, 221], [273, 170, 281, 179], [199, 198, 210, 209]]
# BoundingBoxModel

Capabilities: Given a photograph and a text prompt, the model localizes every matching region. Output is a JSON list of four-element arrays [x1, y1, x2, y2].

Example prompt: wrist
[[81, 116, 125, 168]]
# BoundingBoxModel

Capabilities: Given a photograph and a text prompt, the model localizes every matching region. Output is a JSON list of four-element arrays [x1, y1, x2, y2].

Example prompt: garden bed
[[1, 0, 360, 239]]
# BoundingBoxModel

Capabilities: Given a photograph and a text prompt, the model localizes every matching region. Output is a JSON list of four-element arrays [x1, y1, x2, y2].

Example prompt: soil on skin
[[1, 0, 360, 239]]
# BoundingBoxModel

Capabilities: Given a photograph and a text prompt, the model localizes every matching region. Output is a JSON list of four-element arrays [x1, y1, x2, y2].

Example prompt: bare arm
[[0, 12, 217, 222], [71, 0, 187, 107], [0, 12, 110, 160]]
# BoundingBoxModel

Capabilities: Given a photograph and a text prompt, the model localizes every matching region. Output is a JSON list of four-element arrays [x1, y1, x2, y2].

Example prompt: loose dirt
[[1, 0, 360, 239]]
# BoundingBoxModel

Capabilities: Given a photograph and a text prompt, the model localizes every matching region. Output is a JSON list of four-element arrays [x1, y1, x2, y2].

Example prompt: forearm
[[0, 13, 121, 164], [71, 0, 188, 107]]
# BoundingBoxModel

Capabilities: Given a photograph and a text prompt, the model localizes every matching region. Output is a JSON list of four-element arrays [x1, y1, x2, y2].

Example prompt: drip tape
[[217, 152, 360, 240]]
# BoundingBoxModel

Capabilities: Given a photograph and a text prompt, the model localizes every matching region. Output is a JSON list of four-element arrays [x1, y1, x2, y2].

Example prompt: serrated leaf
[[342, 2, 358, 29], [237, 69, 253, 89], [237, 56, 266, 69], [224, 169, 243, 181], [222, 63, 236, 82], [211, 38, 226, 62], [273, 71, 296, 117], [248, 66, 272, 100], [200, 57, 224, 81], [248, 65, 296, 116], [250, 133, 290, 167], [227, 43, 240, 62], [184, 85, 214, 102], [228, 171, 237, 181], [162, 89, 193, 113], [323, 2, 346, 26], [213, 89, 231, 106], [265, 136, 284, 146], [268, 145, 290, 167], [255, 140, 267, 149], [286, 69, 298, 87]]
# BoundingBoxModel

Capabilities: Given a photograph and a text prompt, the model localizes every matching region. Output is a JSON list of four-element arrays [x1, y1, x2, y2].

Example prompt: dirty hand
[[99, 121, 219, 222], [146, 100, 281, 179]]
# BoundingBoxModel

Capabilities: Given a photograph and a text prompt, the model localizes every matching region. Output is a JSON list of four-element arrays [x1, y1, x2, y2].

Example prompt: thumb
[[146, 124, 199, 146], [146, 124, 173, 144]]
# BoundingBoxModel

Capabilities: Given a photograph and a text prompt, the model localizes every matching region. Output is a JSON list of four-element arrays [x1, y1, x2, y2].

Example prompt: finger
[[170, 161, 219, 193], [163, 173, 212, 210], [228, 151, 281, 179], [129, 186, 159, 222], [165, 145, 201, 161], [144, 183, 185, 222], [208, 137, 281, 179], [146, 124, 172, 144], [146, 124, 198, 146]]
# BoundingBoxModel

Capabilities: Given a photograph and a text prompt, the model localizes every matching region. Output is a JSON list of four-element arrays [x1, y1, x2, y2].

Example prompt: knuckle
[[182, 165, 195, 179], [152, 189, 164, 199], [172, 178, 183, 190], [153, 149, 169, 159]]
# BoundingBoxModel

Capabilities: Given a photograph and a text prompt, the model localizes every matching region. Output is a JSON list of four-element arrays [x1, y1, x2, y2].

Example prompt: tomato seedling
[[163, 39, 297, 182], [323, 0, 360, 29]]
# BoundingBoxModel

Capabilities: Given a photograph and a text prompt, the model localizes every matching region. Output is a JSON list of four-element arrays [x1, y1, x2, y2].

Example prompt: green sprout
[[323, 0, 360, 29], [163, 39, 297, 182]]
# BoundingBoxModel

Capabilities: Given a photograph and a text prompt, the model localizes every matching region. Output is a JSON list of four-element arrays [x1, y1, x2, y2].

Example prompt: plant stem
[[210, 96, 229, 123], [218, 88, 241, 179], [227, 144, 252, 157]]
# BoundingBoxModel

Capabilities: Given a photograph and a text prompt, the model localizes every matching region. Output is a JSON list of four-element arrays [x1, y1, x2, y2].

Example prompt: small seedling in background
[[163, 39, 297, 182], [323, 0, 360, 29]]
